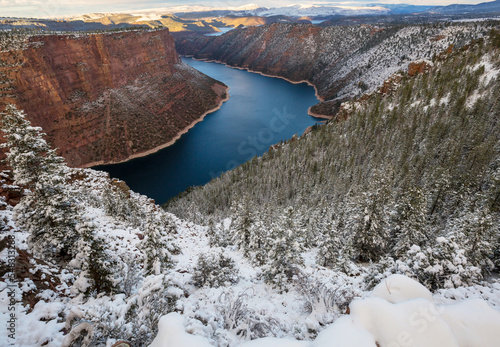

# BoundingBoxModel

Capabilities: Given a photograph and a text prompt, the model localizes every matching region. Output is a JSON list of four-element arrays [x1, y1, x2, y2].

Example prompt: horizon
[[0, 0, 494, 19]]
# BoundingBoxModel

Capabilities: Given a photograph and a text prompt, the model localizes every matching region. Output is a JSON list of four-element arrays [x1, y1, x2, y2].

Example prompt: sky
[[0, 0, 492, 19]]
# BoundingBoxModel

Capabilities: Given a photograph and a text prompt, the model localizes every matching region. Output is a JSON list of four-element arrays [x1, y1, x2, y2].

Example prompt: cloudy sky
[[0, 0, 491, 18]]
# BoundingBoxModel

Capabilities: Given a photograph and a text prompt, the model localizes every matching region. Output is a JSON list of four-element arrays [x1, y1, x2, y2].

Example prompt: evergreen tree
[[392, 186, 429, 257], [139, 206, 175, 276], [347, 178, 392, 262], [263, 212, 304, 291], [192, 251, 239, 288], [451, 204, 496, 273], [248, 218, 268, 266], [72, 217, 116, 294], [400, 235, 481, 290], [1, 104, 79, 259], [207, 218, 229, 248], [231, 202, 254, 256], [317, 214, 342, 267], [1, 104, 65, 187]]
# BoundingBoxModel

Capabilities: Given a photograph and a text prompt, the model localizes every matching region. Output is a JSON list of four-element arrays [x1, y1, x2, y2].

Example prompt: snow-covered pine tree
[[318, 209, 356, 272], [392, 186, 429, 257], [72, 216, 117, 294], [1, 104, 65, 187], [263, 210, 304, 291], [248, 218, 269, 266], [398, 229, 482, 290], [450, 203, 496, 274], [230, 202, 254, 256], [192, 251, 239, 288], [1, 104, 79, 259], [139, 206, 175, 276], [207, 217, 229, 248], [347, 178, 392, 262], [317, 214, 342, 267]]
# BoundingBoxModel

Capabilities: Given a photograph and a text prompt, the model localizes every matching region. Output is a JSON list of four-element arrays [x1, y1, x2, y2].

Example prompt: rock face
[[0, 29, 227, 167], [407, 60, 433, 77], [174, 23, 484, 117]]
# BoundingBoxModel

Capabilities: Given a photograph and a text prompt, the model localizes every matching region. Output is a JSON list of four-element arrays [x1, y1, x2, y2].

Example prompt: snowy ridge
[[323, 25, 483, 100], [254, 5, 390, 17]]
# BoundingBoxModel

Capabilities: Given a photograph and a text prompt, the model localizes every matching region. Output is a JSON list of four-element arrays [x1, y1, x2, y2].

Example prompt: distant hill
[[429, 0, 500, 14]]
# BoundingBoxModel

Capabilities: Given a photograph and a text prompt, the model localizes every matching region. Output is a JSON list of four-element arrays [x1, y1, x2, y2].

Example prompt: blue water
[[95, 57, 321, 204], [205, 27, 234, 36]]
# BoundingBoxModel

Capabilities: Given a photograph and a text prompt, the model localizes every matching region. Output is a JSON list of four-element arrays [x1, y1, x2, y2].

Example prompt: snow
[[452, 17, 500, 23], [371, 274, 433, 303], [150, 313, 213, 347], [350, 297, 459, 347], [133, 14, 164, 22], [441, 299, 500, 347], [1, 180, 500, 346], [239, 337, 309, 347], [149, 275, 500, 347], [312, 316, 376, 347], [1, 96, 500, 345], [256, 5, 390, 17]]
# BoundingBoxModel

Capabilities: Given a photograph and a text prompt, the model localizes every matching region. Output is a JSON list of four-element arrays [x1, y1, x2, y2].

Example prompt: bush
[[217, 290, 280, 340], [395, 237, 482, 290], [193, 252, 239, 288]]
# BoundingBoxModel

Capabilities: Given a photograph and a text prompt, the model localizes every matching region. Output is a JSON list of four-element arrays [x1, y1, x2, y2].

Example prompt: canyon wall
[[174, 23, 484, 117], [0, 29, 227, 167]]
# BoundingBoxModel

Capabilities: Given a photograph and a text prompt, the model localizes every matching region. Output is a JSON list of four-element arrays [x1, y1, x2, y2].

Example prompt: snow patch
[[371, 274, 433, 303], [150, 312, 213, 347]]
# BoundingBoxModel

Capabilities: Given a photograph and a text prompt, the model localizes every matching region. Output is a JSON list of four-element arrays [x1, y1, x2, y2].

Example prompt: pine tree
[[72, 217, 116, 294], [451, 202, 496, 274], [192, 251, 239, 288], [231, 202, 254, 256], [347, 179, 392, 262], [1, 104, 79, 259], [1, 104, 65, 187], [139, 206, 175, 276], [317, 215, 342, 267], [400, 235, 481, 290], [392, 186, 429, 257], [248, 218, 268, 266], [263, 215, 304, 291]]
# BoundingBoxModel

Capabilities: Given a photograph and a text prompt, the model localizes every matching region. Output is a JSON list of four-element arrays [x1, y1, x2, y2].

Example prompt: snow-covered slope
[[3, 195, 500, 346], [253, 5, 390, 18], [150, 274, 500, 347]]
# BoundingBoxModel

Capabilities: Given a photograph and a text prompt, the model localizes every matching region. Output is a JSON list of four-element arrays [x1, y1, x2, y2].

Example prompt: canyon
[[0, 29, 227, 167], [174, 22, 486, 117]]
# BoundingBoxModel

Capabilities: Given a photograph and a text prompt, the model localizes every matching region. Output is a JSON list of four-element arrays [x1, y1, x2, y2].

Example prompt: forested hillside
[[167, 31, 500, 289], [174, 21, 495, 116]]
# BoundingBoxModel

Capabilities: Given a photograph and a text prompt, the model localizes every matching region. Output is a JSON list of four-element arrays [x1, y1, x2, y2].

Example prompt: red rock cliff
[[0, 29, 227, 167]]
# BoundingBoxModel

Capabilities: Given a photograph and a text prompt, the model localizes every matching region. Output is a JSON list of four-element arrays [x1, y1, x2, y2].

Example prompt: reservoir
[[95, 57, 322, 204]]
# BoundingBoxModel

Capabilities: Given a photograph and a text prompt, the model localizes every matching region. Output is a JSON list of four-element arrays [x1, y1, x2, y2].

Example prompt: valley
[[97, 57, 321, 204], [0, 3, 499, 346], [174, 22, 489, 117]]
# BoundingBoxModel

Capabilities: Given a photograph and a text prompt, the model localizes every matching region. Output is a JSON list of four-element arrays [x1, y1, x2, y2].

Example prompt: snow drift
[[151, 275, 500, 347]]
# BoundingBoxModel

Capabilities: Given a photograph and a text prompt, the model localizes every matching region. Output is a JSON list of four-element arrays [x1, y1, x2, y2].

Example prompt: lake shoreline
[[185, 55, 331, 120], [97, 57, 321, 203], [83, 84, 230, 168]]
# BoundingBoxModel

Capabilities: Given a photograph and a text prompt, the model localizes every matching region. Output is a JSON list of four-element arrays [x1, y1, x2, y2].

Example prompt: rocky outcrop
[[407, 60, 433, 77], [174, 23, 484, 118], [0, 29, 227, 167]]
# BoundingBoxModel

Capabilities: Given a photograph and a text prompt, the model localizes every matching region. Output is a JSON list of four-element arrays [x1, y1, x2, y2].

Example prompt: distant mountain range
[[173, 1, 500, 18], [1, 1, 499, 32]]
